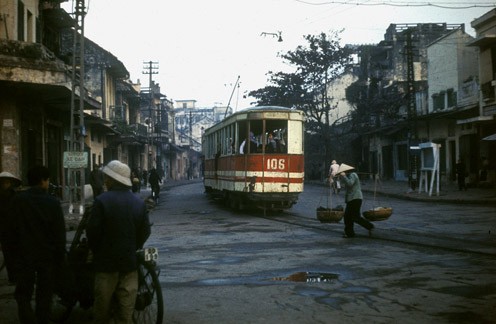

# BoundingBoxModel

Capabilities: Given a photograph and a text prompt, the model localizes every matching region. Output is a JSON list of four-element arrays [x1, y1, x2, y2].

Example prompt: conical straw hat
[[337, 163, 354, 174]]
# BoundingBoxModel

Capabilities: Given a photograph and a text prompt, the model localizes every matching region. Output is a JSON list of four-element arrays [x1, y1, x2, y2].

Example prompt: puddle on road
[[196, 257, 243, 265], [193, 271, 340, 287], [271, 272, 339, 283]]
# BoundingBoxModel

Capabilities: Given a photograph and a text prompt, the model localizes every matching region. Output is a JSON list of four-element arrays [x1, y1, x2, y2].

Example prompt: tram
[[202, 106, 304, 210]]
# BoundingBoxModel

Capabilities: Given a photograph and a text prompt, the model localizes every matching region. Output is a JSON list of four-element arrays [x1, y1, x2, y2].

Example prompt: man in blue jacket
[[87, 160, 151, 323]]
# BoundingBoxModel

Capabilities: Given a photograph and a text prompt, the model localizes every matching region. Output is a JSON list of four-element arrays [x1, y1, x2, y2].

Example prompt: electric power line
[[295, 0, 496, 10]]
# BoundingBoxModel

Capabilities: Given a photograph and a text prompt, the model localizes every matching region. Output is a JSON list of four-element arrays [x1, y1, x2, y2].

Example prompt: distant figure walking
[[148, 168, 162, 202], [142, 170, 148, 188], [90, 164, 104, 197], [328, 160, 340, 194], [456, 158, 467, 191]]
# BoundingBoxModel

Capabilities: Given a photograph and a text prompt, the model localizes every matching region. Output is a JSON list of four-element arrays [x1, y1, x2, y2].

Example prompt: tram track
[[256, 211, 496, 257]]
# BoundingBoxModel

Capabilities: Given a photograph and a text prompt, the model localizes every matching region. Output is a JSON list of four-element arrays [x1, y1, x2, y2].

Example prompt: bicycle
[[49, 205, 164, 324]]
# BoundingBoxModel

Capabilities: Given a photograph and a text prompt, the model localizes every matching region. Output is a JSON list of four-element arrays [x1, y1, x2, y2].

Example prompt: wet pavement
[[1, 178, 495, 323], [60, 178, 496, 231]]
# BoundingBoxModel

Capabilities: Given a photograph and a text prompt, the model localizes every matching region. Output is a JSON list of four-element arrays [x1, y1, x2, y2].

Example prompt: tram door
[[262, 119, 289, 193]]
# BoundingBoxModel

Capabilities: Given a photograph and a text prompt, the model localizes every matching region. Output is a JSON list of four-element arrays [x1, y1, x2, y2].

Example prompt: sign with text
[[63, 151, 88, 168]]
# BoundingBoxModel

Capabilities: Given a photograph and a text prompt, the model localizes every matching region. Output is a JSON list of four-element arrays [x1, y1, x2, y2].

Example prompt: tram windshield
[[238, 120, 287, 154]]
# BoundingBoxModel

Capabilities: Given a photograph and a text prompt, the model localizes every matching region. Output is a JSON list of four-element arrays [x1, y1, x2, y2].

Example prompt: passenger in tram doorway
[[337, 163, 374, 238], [265, 133, 277, 153], [240, 132, 257, 154], [87, 160, 151, 324], [328, 160, 340, 194]]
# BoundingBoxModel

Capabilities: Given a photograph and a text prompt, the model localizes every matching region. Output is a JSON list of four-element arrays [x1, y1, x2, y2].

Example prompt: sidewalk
[[310, 178, 496, 205], [359, 179, 496, 205]]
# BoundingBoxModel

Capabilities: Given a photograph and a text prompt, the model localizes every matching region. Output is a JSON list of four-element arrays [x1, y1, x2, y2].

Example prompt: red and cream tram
[[202, 106, 304, 210]]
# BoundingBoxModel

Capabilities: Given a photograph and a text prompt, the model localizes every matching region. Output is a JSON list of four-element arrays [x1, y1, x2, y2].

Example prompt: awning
[[482, 133, 496, 141]]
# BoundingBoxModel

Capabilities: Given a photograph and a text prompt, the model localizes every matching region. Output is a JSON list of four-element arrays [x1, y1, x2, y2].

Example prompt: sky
[[61, 0, 494, 110]]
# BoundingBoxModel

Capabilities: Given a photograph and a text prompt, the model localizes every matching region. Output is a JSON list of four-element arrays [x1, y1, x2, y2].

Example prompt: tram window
[[238, 120, 264, 154], [265, 120, 287, 153]]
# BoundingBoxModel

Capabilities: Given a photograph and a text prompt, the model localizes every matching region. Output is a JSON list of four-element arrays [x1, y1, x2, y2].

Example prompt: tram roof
[[204, 106, 304, 134]]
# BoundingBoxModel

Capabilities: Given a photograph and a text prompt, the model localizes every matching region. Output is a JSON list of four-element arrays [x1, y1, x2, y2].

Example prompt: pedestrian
[[0, 171, 22, 285], [89, 164, 104, 197], [131, 169, 140, 193], [10, 165, 66, 324], [148, 167, 162, 202], [328, 160, 341, 194], [337, 163, 374, 238], [456, 158, 468, 191], [86, 160, 151, 324], [142, 169, 148, 188]]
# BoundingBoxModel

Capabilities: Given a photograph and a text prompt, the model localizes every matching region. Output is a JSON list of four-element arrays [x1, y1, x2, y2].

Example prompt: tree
[[249, 31, 353, 179], [248, 72, 310, 108]]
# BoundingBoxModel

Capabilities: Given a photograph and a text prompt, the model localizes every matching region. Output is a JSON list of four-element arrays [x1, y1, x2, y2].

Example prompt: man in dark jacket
[[11, 165, 66, 324], [87, 160, 151, 324], [0, 171, 22, 284], [148, 167, 161, 202]]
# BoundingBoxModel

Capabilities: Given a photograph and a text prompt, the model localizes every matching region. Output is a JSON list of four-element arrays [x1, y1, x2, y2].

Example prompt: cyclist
[[87, 160, 151, 324], [148, 168, 162, 202]]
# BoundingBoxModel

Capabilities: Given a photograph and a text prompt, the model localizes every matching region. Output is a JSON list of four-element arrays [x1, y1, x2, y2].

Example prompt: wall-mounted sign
[[63, 151, 88, 168]]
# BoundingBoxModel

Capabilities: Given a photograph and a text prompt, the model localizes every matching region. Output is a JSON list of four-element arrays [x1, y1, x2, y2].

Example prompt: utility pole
[[142, 61, 159, 171], [405, 29, 419, 191], [66, 0, 87, 215]]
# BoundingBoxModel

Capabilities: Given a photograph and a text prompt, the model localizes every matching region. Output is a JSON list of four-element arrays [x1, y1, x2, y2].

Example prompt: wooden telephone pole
[[66, 0, 87, 214]]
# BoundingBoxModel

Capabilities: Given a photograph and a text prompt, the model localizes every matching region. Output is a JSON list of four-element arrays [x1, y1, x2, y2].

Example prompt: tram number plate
[[143, 247, 159, 261]]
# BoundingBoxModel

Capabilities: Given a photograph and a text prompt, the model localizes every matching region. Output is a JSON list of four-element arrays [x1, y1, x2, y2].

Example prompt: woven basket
[[363, 207, 393, 221], [316, 209, 344, 223]]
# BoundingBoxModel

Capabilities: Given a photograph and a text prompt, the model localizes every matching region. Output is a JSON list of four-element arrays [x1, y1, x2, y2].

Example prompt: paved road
[[0, 180, 495, 323], [156, 182, 496, 323]]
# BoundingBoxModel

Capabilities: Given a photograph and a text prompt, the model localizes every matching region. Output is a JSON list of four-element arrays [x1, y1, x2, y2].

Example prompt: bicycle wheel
[[0, 242, 5, 273], [133, 261, 164, 324]]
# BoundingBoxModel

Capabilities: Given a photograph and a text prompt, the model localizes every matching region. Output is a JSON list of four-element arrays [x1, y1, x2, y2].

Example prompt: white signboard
[[63, 151, 88, 168]]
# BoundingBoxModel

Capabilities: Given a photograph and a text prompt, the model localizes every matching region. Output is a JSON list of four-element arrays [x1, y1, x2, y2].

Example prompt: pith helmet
[[337, 163, 355, 174], [102, 160, 132, 187], [0, 171, 21, 187]]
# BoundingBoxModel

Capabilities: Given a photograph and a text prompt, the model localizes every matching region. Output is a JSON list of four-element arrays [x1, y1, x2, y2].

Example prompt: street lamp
[[260, 31, 283, 42]]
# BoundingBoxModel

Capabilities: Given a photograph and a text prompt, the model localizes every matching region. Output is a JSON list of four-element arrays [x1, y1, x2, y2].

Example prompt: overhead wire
[[294, 0, 496, 9]]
